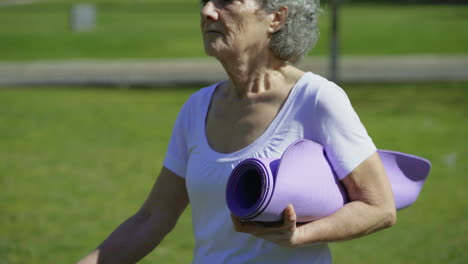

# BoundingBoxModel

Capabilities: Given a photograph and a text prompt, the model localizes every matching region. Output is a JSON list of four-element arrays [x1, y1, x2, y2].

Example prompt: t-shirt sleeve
[[314, 82, 377, 180], [163, 101, 191, 179]]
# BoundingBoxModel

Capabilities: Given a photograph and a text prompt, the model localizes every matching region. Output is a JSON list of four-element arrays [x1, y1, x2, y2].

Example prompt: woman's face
[[200, 0, 272, 59]]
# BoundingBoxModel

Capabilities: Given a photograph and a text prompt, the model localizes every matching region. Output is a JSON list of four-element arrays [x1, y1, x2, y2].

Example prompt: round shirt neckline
[[200, 72, 312, 162]]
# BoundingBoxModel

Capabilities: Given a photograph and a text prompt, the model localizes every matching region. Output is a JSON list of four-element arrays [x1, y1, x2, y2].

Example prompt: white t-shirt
[[163, 72, 376, 264]]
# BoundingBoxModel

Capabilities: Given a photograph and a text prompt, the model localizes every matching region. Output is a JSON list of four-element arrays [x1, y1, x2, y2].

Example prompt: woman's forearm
[[295, 152, 397, 246], [77, 168, 189, 264], [295, 200, 396, 246], [232, 153, 397, 248], [78, 211, 176, 264]]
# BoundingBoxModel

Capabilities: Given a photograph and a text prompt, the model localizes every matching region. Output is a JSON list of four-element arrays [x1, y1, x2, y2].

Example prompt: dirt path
[[1, 55, 467, 87]]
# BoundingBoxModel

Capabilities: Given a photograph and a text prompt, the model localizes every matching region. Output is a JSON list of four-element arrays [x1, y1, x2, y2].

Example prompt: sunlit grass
[[0, 2, 467, 60], [1, 81, 467, 263]]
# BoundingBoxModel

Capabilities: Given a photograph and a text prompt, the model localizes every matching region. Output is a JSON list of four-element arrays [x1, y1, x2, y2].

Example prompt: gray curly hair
[[257, 0, 321, 64]]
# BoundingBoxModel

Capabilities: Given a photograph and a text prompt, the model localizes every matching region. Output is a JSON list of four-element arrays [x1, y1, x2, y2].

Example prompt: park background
[[0, 0, 467, 263]]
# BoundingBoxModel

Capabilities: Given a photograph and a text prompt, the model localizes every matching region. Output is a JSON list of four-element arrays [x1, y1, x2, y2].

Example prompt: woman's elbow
[[382, 204, 397, 228]]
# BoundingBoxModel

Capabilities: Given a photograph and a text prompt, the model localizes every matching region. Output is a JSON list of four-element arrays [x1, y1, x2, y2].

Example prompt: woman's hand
[[231, 204, 304, 248]]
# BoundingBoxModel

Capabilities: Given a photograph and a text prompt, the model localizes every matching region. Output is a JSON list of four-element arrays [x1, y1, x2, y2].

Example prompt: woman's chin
[[204, 46, 227, 58], [203, 47, 217, 57]]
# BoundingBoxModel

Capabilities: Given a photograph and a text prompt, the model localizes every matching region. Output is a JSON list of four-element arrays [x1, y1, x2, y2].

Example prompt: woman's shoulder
[[179, 82, 220, 113], [296, 72, 348, 104], [300, 72, 343, 93]]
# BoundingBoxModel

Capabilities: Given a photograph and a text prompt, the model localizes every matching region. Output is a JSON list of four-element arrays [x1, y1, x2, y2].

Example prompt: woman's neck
[[216, 51, 302, 99]]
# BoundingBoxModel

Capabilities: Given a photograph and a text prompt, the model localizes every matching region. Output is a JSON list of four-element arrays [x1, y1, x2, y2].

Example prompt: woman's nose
[[201, 1, 219, 21]]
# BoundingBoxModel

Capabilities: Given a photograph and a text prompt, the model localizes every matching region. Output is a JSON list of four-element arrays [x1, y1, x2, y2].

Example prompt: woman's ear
[[268, 6, 288, 33]]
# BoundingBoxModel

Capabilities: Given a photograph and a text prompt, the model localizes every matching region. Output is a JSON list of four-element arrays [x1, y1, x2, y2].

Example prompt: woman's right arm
[[77, 167, 189, 264]]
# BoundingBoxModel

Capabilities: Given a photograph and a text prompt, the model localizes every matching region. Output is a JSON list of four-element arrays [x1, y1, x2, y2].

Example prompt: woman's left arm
[[231, 151, 397, 247]]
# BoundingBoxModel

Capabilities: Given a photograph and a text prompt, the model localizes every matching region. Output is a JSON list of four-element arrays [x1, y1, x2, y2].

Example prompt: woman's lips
[[203, 26, 223, 34]]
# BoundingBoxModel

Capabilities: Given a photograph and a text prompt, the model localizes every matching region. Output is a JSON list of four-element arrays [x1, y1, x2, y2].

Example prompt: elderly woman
[[78, 0, 396, 263]]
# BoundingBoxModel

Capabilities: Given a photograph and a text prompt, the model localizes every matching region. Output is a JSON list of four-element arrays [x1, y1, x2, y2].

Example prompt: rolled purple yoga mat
[[226, 139, 431, 222]]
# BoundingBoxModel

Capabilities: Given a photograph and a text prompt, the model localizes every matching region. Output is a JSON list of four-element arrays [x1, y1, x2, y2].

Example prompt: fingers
[[283, 204, 297, 231], [230, 214, 242, 230], [230, 204, 297, 233], [231, 214, 262, 233], [230, 205, 300, 247]]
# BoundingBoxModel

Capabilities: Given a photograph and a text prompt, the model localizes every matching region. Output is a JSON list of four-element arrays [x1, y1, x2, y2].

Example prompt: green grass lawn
[[0, 1, 467, 60], [1, 81, 467, 263]]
